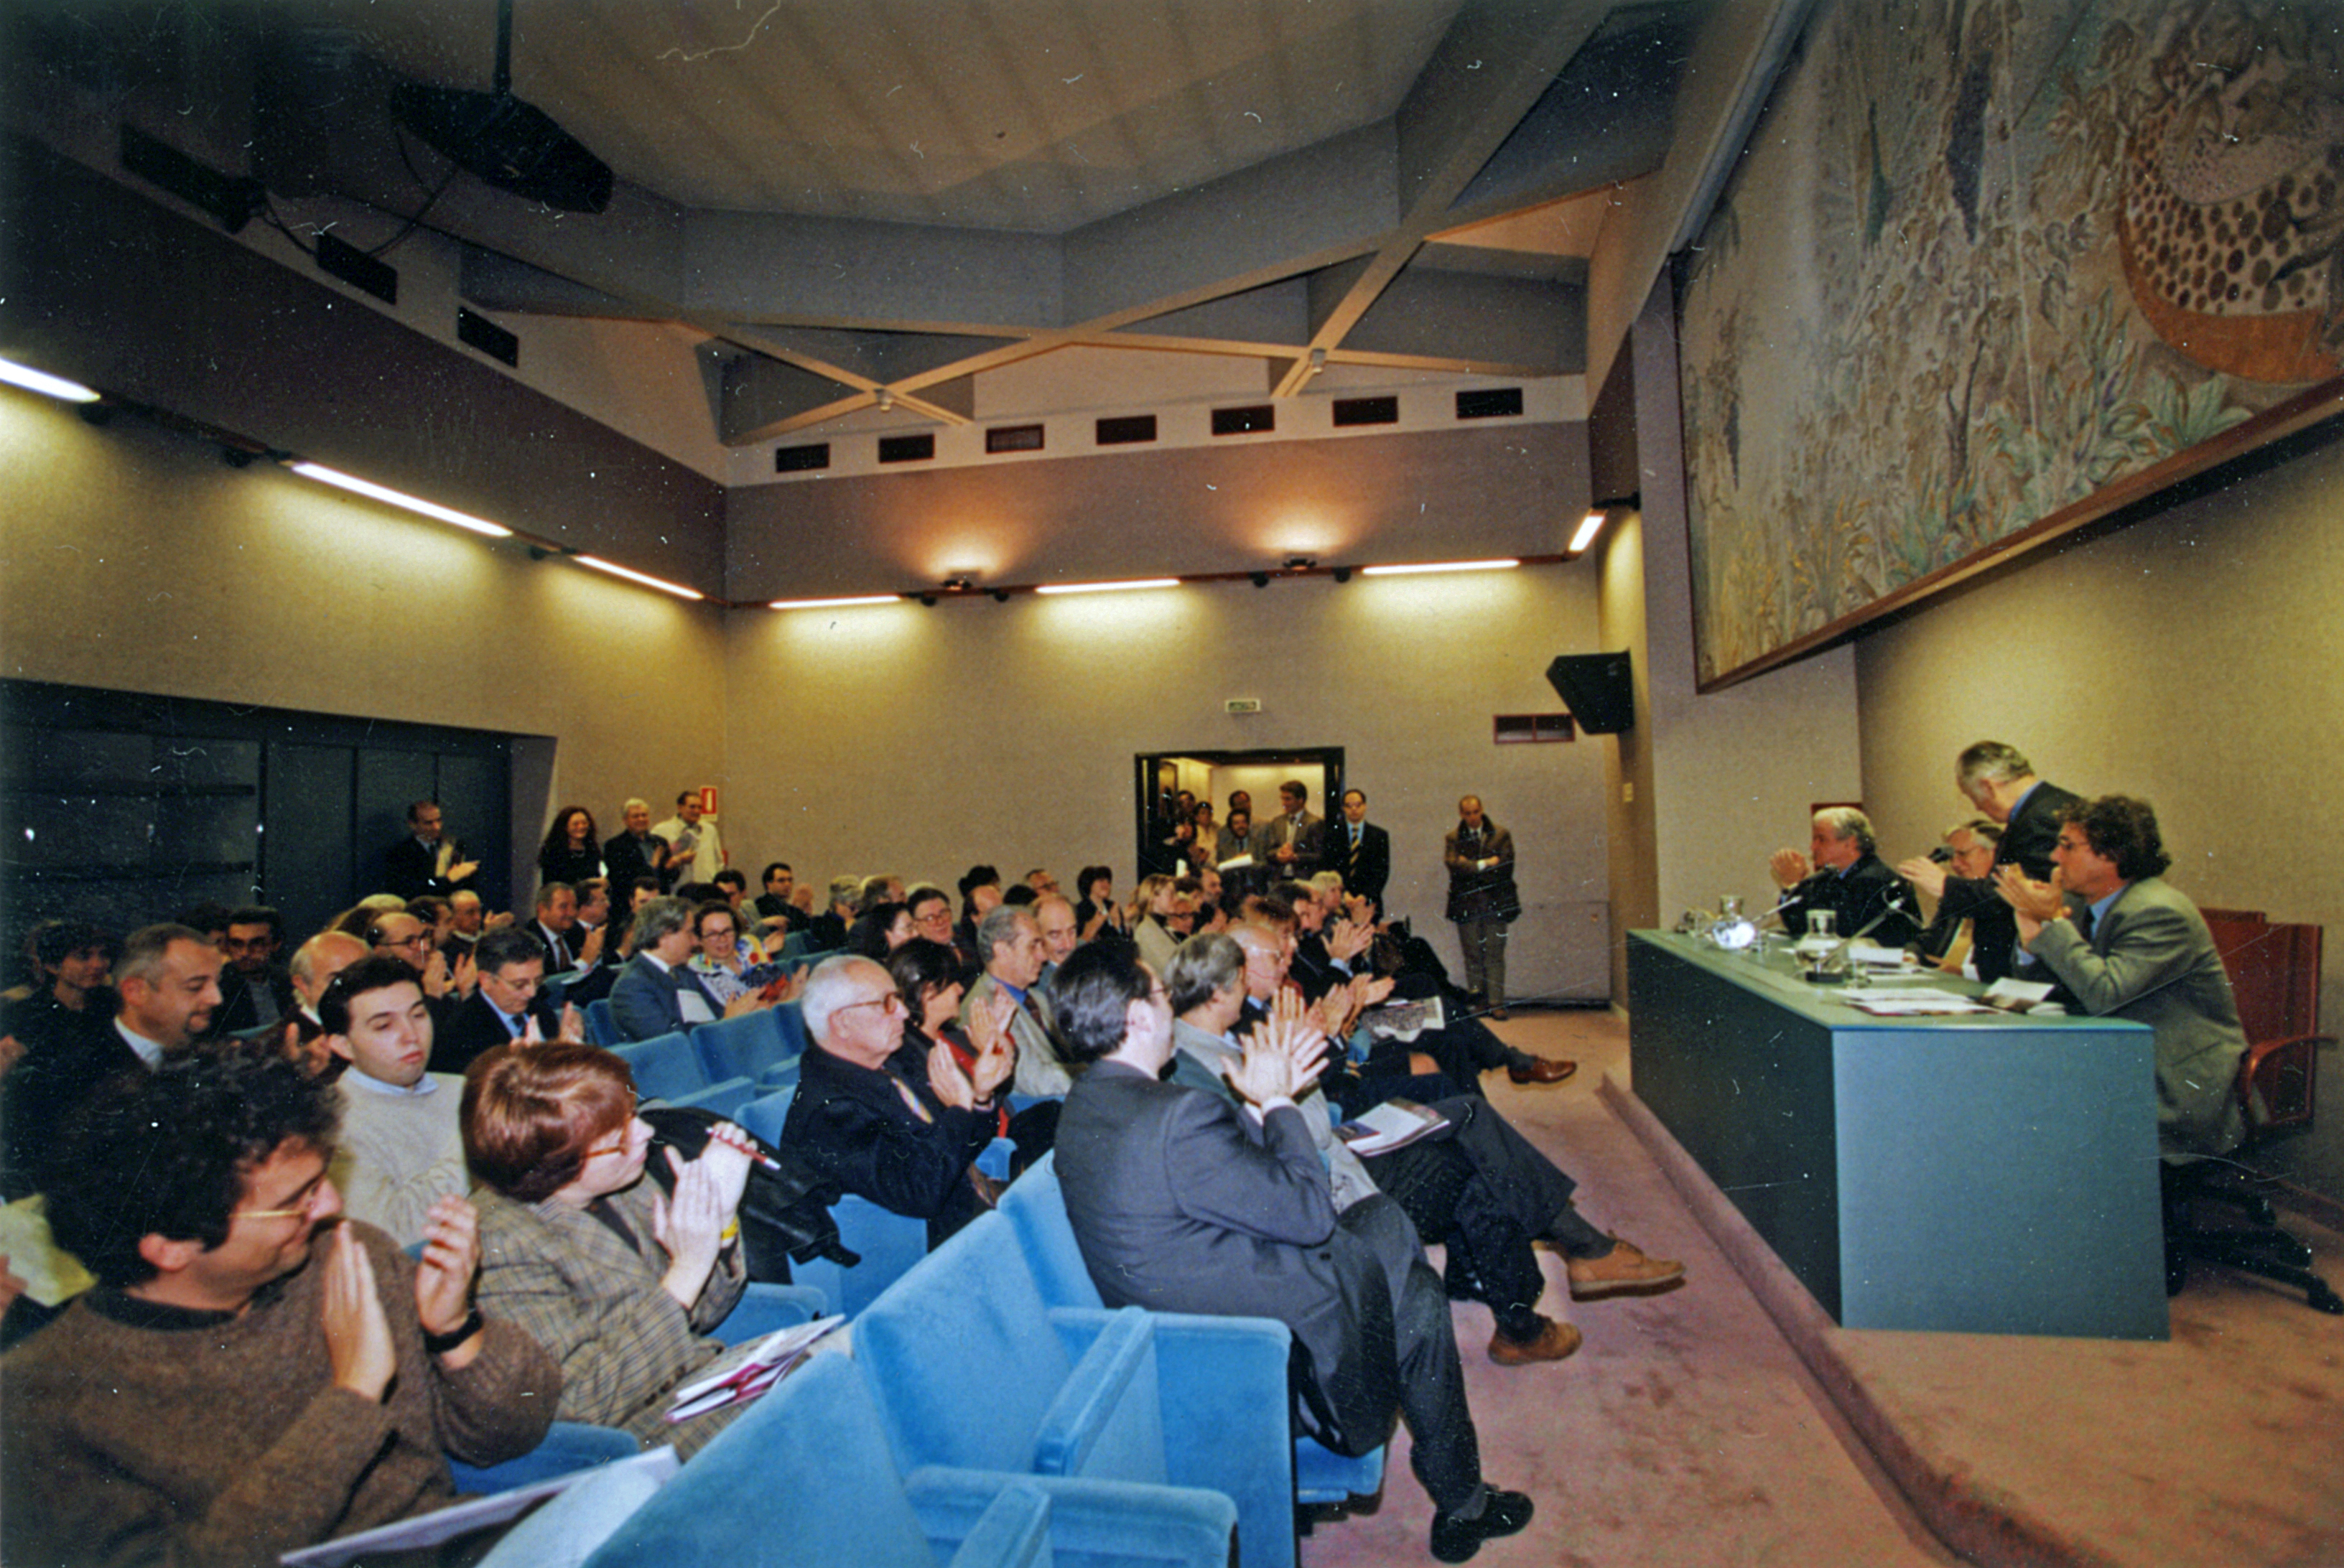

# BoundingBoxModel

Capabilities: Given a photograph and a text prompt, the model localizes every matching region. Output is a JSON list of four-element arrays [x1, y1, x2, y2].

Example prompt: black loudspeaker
[[390, 85, 614, 213], [1545, 652, 1635, 734]]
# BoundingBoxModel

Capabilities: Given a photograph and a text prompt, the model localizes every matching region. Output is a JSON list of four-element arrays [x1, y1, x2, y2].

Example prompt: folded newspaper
[[280, 1447, 679, 1566], [666, 1314, 846, 1422], [1334, 1099, 1447, 1156]]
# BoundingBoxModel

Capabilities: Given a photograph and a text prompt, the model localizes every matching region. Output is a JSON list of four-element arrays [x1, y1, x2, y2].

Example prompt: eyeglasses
[[235, 1175, 332, 1223], [582, 1098, 645, 1161], [701, 925, 736, 941], [835, 991, 908, 1019]]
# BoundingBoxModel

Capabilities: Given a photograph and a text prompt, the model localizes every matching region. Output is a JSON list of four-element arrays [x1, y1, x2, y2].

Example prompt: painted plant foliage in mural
[[1678, 0, 2343, 684]]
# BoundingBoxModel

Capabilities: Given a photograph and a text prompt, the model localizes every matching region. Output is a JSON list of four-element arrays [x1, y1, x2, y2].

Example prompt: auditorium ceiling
[[9, 1, 1706, 444]]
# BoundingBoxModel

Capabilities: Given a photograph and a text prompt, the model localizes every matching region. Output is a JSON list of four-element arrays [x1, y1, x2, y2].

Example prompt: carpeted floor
[[1297, 1007, 2344, 1568]]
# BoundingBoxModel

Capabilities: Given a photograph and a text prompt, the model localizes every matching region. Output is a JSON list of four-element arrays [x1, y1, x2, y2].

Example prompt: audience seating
[[609, 1030, 754, 1113], [449, 1421, 643, 1495], [580, 1350, 1235, 1568], [997, 1156, 1386, 1564], [582, 998, 618, 1047], [856, 1208, 1307, 1568], [689, 1008, 800, 1087]]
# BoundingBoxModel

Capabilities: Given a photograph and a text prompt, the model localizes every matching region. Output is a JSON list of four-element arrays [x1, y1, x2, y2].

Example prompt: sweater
[[0, 1223, 559, 1568], [330, 1072, 470, 1249]]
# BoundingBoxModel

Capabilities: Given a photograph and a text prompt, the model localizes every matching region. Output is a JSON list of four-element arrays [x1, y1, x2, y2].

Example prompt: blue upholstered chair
[[689, 1008, 799, 1086], [608, 1030, 756, 1117], [447, 1421, 643, 1495], [995, 1155, 1385, 1567], [582, 998, 618, 1047], [580, 1351, 1236, 1568]]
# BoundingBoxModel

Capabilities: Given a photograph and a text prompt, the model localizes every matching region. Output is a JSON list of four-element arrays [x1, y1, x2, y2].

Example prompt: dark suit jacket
[[1326, 821, 1391, 906], [432, 989, 560, 1075], [383, 836, 469, 901], [608, 953, 724, 1042], [1261, 811, 1326, 878], [602, 831, 669, 896], [780, 1040, 996, 1246], [2028, 877, 2248, 1157], [531, 920, 580, 977], [1780, 853, 1921, 946], [1055, 1059, 1403, 1457], [2, 1015, 149, 1198], [1933, 782, 2082, 981], [210, 965, 296, 1039]]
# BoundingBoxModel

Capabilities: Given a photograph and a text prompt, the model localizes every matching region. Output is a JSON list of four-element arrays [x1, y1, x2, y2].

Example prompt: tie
[[1350, 823, 1361, 846], [2076, 905, 2098, 946]]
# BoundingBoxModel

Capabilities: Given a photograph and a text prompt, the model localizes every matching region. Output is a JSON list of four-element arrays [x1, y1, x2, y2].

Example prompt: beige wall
[[0, 389, 730, 899], [1854, 428, 2344, 1199], [720, 564, 1617, 998]]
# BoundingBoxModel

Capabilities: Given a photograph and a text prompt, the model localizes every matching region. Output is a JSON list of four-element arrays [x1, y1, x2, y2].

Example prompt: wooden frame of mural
[[1675, 0, 2344, 691]]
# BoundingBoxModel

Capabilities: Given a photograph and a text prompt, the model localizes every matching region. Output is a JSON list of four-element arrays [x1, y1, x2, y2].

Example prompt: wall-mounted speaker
[[1545, 651, 1634, 734]]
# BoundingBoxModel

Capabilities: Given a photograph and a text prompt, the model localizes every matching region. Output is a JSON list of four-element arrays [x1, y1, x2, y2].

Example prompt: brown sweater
[[1, 1222, 561, 1568]]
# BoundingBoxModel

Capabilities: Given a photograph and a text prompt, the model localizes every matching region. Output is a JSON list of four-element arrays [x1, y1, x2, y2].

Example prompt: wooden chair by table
[[2167, 907, 2340, 1313]]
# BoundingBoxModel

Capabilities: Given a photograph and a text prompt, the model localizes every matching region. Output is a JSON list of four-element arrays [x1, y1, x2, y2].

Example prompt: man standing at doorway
[[1444, 796, 1520, 1019]]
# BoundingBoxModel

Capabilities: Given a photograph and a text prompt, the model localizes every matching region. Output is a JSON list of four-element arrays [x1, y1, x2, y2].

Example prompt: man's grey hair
[[801, 953, 885, 1044], [1164, 932, 1243, 1015], [631, 895, 694, 948], [977, 905, 1037, 969], [290, 930, 366, 985], [827, 875, 863, 911], [623, 797, 650, 816], [1956, 742, 2032, 790], [857, 874, 899, 913], [1945, 817, 2004, 846], [115, 924, 211, 991], [1813, 806, 1876, 856]]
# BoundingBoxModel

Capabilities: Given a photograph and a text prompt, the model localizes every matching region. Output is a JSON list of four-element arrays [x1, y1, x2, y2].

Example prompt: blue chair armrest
[[664, 1075, 758, 1119], [711, 1282, 827, 1346], [1030, 1307, 1163, 1483], [977, 1134, 1016, 1182], [947, 1480, 1054, 1568], [906, 1469, 1236, 1568]]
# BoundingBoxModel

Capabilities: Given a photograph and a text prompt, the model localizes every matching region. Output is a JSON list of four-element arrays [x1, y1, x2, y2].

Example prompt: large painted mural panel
[[1678, 0, 2343, 686]]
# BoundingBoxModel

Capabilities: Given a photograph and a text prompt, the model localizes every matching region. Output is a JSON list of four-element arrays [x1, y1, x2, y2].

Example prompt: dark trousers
[[1369, 1096, 1601, 1336], [1332, 1195, 1483, 1514]]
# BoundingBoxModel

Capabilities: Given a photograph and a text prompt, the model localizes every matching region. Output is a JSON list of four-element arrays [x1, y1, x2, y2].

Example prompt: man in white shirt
[[652, 790, 726, 887], [321, 956, 468, 1249]]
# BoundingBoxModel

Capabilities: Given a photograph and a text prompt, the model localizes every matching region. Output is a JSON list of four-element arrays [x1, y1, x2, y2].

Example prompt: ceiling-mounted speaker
[[1545, 651, 1635, 734], [389, 0, 612, 213]]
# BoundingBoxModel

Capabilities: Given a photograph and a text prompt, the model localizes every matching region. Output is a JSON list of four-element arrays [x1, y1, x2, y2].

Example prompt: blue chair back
[[737, 1084, 796, 1151], [583, 997, 618, 1047], [794, 1196, 929, 1318], [770, 999, 810, 1057], [691, 1008, 787, 1083], [610, 1031, 704, 1103]]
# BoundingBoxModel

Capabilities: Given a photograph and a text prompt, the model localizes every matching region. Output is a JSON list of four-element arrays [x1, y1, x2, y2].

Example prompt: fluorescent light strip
[[1033, 577, 1181, 596], [288, 462, 512, 538], [1569, 510, 1607, 553], [577, 556, 705, 601], [769, 594, 902, 610], [0, 357, 101, 403], [1359, 559, 1520, 577]]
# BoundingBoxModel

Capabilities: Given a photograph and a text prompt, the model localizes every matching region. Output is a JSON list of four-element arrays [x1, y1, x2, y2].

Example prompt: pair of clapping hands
[[654, 1124, 758, 1308], [1991, 864, 2070, 943], [924, 989, 1018, 1111], [1223, 990, 1333, 1113], [322, 1196, 485, 1402]]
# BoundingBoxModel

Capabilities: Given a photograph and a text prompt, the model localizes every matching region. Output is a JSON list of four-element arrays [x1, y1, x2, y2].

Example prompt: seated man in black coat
[[1767, 806, 1921, 948], [781, 955, 1011, 1247], [431, 927, 567, 1074], [1048, 941, 1534, 1564]]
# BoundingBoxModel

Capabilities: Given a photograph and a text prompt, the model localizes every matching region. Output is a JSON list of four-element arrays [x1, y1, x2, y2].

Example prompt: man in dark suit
[[431, 927, 565, 1073], [1327, 788, 1392, 907], [1766, 806, 1921, 948], [1048, 941, 1533, 1564], [382, 799, 478, 901], [1999, 795, 2248, 1158], [1260, 779, 1326, 879], [608, 897, 733, 1041], [208, 906, 295, 1040], [601, 798, 670, 895], [1898, 741, 2082, 981]]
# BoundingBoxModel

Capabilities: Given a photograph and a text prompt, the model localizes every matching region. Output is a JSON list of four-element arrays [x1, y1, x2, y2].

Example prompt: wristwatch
[[422, 1306, 483, 1356]]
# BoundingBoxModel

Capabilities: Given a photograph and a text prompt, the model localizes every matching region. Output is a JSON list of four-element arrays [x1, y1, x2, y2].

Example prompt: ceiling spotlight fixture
[[1281, 555, 1316, 571], [1331, 566, 1353, 584], [1034, 577, 1181, 597], [992, 589, 1011, 603], [1306, 347, 1327, 378], [1359, 559, 1521, 577], [941, 574, 975, 592], [1249, 571, 1270, 589], [876, 388, 896, 412]]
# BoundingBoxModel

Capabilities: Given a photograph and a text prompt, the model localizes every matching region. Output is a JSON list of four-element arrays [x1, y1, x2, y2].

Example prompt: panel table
[[1627, 930, 2167, 1338]]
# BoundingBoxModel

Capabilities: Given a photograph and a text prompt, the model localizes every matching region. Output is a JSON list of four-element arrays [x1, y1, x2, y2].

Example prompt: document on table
[[1336, 1099, 1448, 1154], [1838, 987, 1999, 1016], [280, 1447, 680, 1565], [666, 1315, 846, 1421]]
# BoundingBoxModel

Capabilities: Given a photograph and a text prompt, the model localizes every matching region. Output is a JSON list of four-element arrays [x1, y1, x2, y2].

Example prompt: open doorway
[[1133, 747, 1346, 879]]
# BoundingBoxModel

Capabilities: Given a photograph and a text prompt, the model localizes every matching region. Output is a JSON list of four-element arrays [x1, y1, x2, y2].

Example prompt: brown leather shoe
[[1566, 1238, 1686, 1299], [1506, 1055, 1576, 1085], [1487, 1317, 1582, 1366]]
